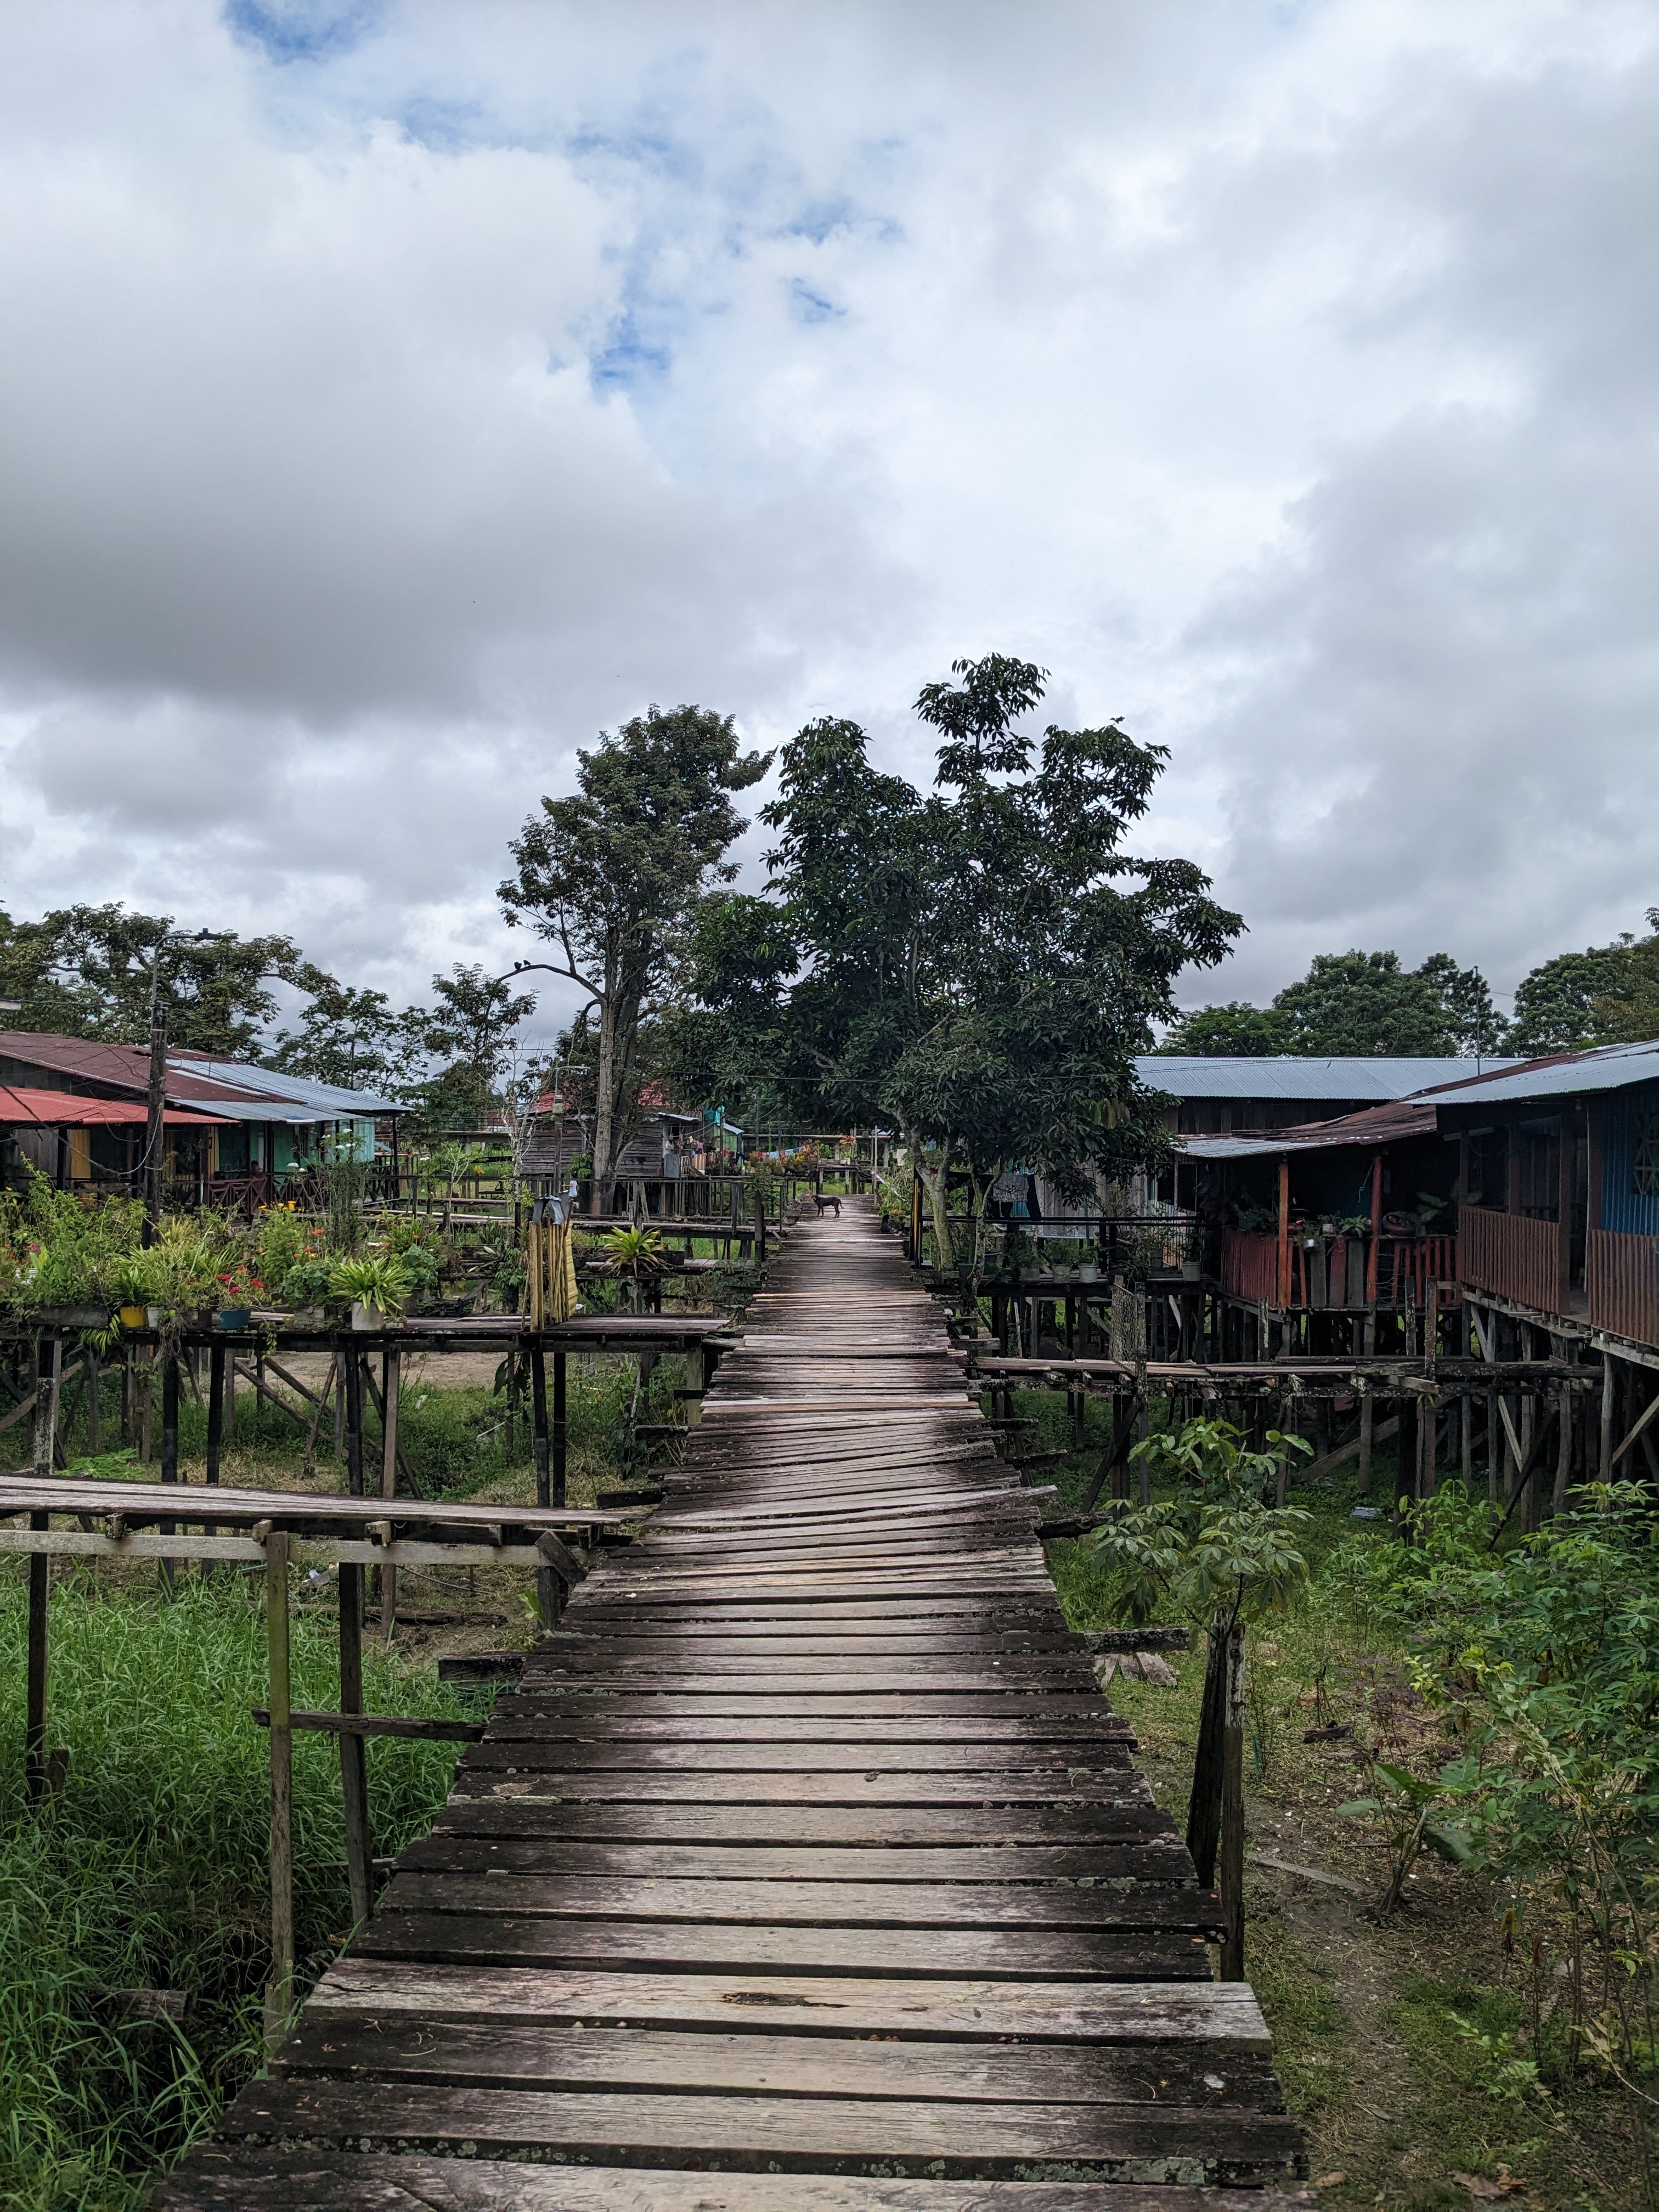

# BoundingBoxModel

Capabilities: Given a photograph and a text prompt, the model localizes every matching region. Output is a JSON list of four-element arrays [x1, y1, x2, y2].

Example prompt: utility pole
[[141, 927, 232, 1243], [143, 944, 168, 1244]]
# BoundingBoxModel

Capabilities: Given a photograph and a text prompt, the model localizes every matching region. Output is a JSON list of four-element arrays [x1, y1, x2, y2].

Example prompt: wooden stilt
[[25, 1509, 48, 1804], [343, 1344, 364, 1499], [1186, 1621, 1227, 1889], [1219, 1619, 1246, 1982], [262, 1527, 294, 2053], [337, 1559, 373, 1926], [552, 1349, 567, 1508], [380, 1346, 400, 1645], [158, 1352, 179, 1591], [531, 1343, 555, 1628]]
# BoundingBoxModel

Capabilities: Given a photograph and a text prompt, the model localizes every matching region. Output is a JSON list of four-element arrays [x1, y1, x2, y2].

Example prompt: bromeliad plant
[[328, 1254, 413, 1319], [603, 1225, 668, 1313]]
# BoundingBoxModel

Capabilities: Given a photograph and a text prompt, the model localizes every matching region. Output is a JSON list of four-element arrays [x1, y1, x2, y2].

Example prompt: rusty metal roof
[[1180, 1098, 1441, 1161], [0, 1085, 227, 1127]]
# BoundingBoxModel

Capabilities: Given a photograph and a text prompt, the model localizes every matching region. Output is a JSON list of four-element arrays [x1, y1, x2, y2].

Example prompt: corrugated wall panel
[[1596, 1085, 1659, 1236]]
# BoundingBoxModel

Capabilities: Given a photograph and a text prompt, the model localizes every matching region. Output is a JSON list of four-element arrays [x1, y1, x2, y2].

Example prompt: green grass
[[0, 1572, 473, 2211]]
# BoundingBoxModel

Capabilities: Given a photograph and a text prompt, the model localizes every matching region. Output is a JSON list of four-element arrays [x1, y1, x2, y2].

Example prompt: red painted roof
[[0, 1086, 228, 1128]]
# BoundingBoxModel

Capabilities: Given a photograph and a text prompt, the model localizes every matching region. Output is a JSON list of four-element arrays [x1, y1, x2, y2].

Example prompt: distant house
[[1137, 1054, 1520, 1136], [1174, 1040, 1659, 1367], [518, 1092, 743, 1195], [0, 1032, 408, 1200]]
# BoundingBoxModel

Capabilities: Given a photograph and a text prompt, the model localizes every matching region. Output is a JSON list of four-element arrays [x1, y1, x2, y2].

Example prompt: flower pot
[[119, 1304, 148, 1330], [145, 1306, 164, 1330], [351, 1301, 382, 1331], [213, 1307, 252, 1331], [1180, 1260, 1201, 1282]]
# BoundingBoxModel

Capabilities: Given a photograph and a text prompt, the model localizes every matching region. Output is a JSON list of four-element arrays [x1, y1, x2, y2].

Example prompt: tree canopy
[[665, 654, 1241, 1259], [0, 905, 308, 1057], [1164, 947, 1506, 1059], [499, 703, 770, 1206]]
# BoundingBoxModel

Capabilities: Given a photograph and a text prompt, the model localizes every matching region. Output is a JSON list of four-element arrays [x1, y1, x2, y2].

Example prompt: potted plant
[[602, 1224, 668, 1313], [111, 1256, 156, 1331], [330, 1254, 412, 1331]]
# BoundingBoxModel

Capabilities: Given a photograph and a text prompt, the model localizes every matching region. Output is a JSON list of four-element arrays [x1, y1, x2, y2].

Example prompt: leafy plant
[[328, 1254, 413, 1316], [1340, 1757, 1472, 1918]]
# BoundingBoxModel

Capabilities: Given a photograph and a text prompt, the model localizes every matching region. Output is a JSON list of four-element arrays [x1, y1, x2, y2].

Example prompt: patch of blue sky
[[390, 95, 500, 155], [789, 279, 844, 325], [223, 0, 383, 67], [590, 312, 673, 393], [780, 198, 860, 247]]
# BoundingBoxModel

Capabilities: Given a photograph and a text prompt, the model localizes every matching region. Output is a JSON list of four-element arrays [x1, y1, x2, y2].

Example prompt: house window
[[1634, 1114, 1659, 1197]]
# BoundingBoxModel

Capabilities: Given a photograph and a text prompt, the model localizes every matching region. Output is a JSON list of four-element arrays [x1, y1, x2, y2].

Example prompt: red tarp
[[0, 1086, 229, 1128]]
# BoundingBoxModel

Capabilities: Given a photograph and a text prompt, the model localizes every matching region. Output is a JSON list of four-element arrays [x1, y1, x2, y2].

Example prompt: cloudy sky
[[2, 0, 1655, 1045]]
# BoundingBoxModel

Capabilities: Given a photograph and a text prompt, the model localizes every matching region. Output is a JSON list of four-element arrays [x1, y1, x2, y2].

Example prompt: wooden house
[[0, 1034, 407, 1203]]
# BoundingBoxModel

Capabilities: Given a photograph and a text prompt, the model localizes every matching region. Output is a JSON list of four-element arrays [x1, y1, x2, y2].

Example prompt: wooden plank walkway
[[157, 1203, 1307, 2211]]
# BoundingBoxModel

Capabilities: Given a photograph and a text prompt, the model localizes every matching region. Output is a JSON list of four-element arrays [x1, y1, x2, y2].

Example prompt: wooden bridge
[[158, 1204, 1307, 2211]]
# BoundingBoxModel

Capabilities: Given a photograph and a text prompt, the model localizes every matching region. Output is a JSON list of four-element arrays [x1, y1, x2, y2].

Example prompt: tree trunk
[[592, 996, 618, 1216], [911, 1140, 954, 1270], [1186, 1615, 1229, 1888]]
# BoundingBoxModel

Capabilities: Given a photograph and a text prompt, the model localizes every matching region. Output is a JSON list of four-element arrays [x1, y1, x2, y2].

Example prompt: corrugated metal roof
[[1419, 1039, 1659, 1107], [0, 1086, 227, 1128], [1180, 1099, 1441, 1161], [1137, 1054, 1520, 1101], [170, 1056, 404, 1117], [0, 1034, 402, 1119]]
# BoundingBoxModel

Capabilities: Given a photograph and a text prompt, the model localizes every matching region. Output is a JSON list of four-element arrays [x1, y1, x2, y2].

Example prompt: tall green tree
[[759, 655, 1240, 1262], [267, 971, 429, 1095], [651, 893, 803, 1132], [418, 963, 537, 1129], [499, 704, 770, 1209], [1156, 1002, 1292, 1056], [1510, 920, 1659, 1053], [0, 904, 306, 1056], [1169, 948, 1508, 1060]]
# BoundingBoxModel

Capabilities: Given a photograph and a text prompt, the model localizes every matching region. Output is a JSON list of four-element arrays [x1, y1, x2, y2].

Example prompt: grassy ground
[[0, 1345, 682, 2211], [1029, 1387, 1641, 2212]]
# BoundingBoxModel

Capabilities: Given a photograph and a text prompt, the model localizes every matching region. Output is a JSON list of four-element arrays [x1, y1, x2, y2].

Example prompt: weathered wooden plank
[[448, 1764, 1155, 1803], [274, 2017, 1276, 2107], [392, 1839, 1192, 1886], [307, 1961, 1265, 2044], [352, 1915, 1212, 1980], [429, 1803, 1181, 1847], [155, 2151, 1314, 2210], [214, 2080, 1303, 2181], [455, 1741, 1137, 1773], [376, 1873, 1219, 1933]]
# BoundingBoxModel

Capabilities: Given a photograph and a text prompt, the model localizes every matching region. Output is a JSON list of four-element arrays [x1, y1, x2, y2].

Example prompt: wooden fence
[[1457, 1204, 1565, 1316], [1587, 1226, 1659, 1347], [1220, 1228, 1457, 1311]]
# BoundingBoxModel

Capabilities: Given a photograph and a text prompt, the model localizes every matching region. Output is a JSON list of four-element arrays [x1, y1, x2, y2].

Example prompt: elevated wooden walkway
[[158, 1204, 1307, 2210]]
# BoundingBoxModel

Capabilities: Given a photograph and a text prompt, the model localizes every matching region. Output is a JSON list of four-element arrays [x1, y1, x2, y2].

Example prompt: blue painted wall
[[1598, 1082, 1659, 1234]]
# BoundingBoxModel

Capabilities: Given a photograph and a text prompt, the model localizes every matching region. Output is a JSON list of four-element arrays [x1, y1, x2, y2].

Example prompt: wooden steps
[[154, 1202, 1308, 2211]]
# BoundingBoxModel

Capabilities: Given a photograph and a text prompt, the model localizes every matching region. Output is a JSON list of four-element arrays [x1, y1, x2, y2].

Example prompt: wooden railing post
[[1219, 1618, 1246, 1981], [262, 1526, 294, 2053], [337, 1559, 373, 1926], [25, 1509, 48, 1804]]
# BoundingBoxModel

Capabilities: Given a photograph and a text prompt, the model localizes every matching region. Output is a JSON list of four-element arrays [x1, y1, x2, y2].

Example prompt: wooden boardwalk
[[159, 1204, 1307, 2211]]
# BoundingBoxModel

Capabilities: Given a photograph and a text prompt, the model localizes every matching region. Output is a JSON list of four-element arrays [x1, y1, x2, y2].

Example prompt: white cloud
[[0, 0, 1655, 1038]]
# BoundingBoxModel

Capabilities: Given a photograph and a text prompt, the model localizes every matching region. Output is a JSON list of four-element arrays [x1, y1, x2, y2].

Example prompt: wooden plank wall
[[155, 1201, 1308, 2212]]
